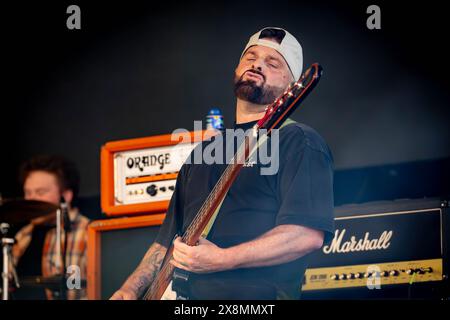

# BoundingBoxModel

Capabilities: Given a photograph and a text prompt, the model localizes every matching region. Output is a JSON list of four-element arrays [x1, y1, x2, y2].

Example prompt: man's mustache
[[241, 69, 266, 82]]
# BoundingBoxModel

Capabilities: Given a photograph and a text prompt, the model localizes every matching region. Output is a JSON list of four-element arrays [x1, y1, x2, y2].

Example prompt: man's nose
[[252, 63, 263, 72], [251, 58, 264, 71], [25, 193, 38, 201]]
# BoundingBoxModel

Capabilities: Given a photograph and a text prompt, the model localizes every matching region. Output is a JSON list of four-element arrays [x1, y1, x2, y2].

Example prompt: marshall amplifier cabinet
[[301, 198, 450, 299], [101, 130, 211, 217]]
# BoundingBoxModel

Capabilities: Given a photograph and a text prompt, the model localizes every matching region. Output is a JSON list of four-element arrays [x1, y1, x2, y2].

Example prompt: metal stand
[[54, 199, 71, 300], [60, 200, 70, 300], [1, 223, 19, 300], [61, 202, 71, 300]]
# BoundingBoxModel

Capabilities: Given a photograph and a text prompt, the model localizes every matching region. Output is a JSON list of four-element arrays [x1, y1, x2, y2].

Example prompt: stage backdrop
[[2, 1, 449, 199]]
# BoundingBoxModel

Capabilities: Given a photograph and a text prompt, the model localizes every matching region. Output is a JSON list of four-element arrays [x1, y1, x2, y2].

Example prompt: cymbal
[[0, 199, 58, 225]]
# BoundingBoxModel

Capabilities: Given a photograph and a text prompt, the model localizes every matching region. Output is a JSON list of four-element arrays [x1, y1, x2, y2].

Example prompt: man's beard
[[233, 71, 283, 105]]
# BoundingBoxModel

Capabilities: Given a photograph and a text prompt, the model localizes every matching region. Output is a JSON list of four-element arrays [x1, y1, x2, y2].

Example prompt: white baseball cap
[[241, 27, 303, 80]]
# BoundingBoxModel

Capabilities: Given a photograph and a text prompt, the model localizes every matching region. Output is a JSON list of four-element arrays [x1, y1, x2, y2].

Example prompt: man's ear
[[62, 189, 73, 206]]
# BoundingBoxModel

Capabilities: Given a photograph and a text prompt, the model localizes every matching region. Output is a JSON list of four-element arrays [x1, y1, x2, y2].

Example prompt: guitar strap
[[199, 118, 297, 238]]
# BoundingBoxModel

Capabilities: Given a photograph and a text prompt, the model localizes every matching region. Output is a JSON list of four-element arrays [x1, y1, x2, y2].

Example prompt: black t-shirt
[[155, 120, 335, 299]]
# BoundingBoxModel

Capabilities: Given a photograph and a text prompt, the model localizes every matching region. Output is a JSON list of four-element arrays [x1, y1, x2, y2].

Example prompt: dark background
[[1, 0, 449, 218]]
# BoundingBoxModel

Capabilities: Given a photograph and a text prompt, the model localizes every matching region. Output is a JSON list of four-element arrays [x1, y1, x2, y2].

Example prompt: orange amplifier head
[[101, 130, 209, 216]]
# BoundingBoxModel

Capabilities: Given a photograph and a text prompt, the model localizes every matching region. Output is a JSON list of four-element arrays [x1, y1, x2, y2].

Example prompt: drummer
[[13, 155, 89, 300]]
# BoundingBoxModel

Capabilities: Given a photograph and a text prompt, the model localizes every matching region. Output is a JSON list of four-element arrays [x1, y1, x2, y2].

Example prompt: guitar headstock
[[256, 63, 323, 132]]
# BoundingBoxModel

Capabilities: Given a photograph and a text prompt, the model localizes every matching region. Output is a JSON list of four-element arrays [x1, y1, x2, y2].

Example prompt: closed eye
[[267, 59, 280, 69]]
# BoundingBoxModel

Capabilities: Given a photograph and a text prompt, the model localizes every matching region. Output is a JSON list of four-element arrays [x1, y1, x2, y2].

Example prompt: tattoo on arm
[[123, 242, 167, 298]]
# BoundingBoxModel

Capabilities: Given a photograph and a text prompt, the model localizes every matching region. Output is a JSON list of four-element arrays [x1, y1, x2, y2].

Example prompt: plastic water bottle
[[206, 108, 224, 132]]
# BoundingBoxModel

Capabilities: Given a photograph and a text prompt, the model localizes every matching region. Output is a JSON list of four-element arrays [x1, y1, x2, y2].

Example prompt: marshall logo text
[[323, 229, 393, 254]]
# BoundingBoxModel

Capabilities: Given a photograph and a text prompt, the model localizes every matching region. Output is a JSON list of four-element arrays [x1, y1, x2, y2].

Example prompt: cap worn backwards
[[241, 27, 303, 81]]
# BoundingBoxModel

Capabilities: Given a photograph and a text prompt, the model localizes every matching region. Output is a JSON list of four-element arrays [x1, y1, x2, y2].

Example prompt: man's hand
[[170, 237, 229, 273], [110, 287, 138, 300]]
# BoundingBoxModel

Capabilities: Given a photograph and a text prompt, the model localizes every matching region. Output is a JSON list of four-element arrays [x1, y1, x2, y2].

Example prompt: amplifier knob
[[354, 272, 363, 279], [159, 187, 167, 192], [416, 269, 425, 275], [339, 274, 347, 280], [146, 184, 158, 196], [330, 274, 339, 280], [381, 271, 389, 277], [347, 273, 355, 279], [169, 186, 175, 191], [421, 267, 433, 273], [363, 272, 372, 278], [389, 270, 399, 276], [406, 269, 416, 275]]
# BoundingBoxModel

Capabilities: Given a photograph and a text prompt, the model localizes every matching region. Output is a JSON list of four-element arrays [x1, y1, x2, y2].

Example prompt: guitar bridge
[[172, 268, 191, 300], [173, 268, 189, 282]]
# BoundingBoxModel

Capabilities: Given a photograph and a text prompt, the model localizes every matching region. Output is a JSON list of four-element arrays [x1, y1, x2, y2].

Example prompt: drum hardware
[[0, 199, 58, 226], [1, 223, 19, 300], [0, 198, 71, 300]]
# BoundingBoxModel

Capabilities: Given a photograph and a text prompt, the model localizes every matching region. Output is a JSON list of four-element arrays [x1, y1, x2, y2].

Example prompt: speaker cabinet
[[87, 214, 165, 299]]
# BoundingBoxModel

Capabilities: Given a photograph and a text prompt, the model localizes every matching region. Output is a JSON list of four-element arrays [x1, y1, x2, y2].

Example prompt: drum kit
[[0, 197, 84, 300]]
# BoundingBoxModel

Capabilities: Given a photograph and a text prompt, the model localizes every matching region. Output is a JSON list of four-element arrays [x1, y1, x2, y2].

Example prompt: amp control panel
[[302, 258, 443, 291]]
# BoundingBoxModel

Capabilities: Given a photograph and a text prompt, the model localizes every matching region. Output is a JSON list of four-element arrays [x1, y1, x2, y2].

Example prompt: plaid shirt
[[41, 208, 90, 300], [11, 208, 89, 300]]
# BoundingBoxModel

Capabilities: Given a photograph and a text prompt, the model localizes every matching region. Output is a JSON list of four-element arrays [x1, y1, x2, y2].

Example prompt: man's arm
[[110, 242, 167, 300], [170, 224, 324, 273], [12, 223, 35, 266]]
